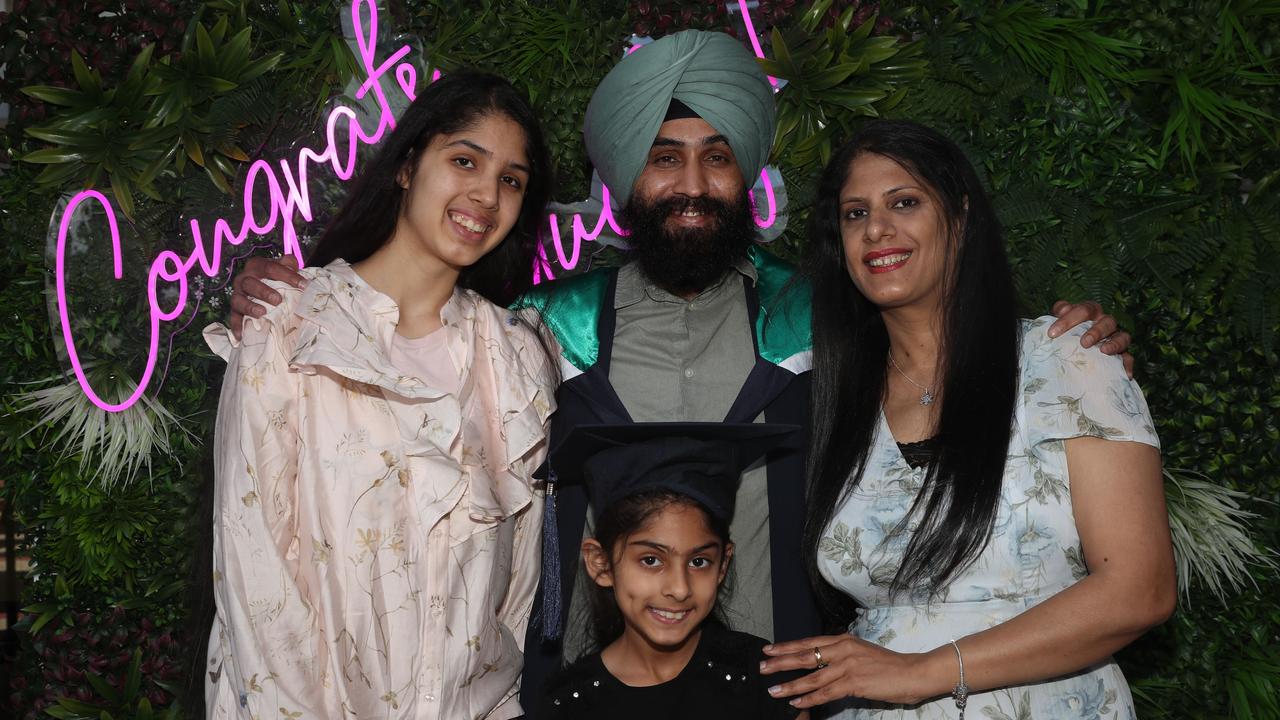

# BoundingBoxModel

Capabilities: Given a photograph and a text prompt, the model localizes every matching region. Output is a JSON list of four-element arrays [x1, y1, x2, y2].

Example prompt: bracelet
[[949, 639, 969, 719]]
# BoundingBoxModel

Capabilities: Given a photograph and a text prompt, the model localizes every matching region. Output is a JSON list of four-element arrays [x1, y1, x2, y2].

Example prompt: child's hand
[[758, 634, 943, 710]]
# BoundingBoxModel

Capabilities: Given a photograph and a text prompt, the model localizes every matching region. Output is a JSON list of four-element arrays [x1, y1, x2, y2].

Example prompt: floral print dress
[[818, 318, 1159, 720], [203, 261, 557, 719]]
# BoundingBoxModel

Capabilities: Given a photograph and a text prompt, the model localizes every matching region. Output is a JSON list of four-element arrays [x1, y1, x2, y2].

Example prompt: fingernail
[[790, 699, 801, 707], [271, 293, 281, 303], [763, 644, 773, 652], [759, 661, 767, 672], [1048, 327, 1060, 338], [768, 686, 781, 695]]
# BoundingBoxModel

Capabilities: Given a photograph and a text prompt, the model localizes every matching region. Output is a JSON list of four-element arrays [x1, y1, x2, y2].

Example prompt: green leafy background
[[0, 0, 1275, 717]]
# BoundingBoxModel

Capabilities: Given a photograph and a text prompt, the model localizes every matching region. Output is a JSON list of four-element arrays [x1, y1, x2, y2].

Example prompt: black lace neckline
[[897, 436, 938, 469]]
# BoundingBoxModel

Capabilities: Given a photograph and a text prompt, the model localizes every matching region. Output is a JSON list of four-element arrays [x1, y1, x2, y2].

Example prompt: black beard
[[622, 191, 758, 296]]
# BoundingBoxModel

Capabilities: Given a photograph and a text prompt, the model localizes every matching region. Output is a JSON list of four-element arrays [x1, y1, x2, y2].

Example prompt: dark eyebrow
[[841, 185, 922, 205], [445, 139, 530, 175], [446, 139, 491, 156], [702, 134, 730, 147], [628, 540, 723, 554]]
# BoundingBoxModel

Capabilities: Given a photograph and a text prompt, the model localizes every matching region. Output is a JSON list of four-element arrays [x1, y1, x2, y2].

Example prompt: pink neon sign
[[52, 0, 780, 411]]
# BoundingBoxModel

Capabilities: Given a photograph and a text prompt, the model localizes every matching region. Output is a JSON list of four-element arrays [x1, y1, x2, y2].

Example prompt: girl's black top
[[537, 622, 802, 720]]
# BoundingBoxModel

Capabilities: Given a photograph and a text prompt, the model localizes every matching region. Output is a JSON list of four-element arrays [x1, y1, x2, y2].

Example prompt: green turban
[[584, 30, 776, 205]]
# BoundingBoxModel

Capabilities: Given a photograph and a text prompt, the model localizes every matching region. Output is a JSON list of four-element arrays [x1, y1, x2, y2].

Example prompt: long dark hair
[[586, 491, 732, 649], [803, 120, 1020, 621], [307, 70, 553, 307]]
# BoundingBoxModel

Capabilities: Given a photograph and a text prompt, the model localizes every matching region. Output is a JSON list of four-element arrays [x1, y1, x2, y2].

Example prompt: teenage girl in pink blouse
[[204, 71, 558, 719]]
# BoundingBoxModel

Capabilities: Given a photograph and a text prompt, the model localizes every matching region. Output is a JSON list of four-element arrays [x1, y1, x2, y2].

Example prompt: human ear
[[396, 151, 416, 190], [718, 542, 734, 585], [582, 539, 615, 589]]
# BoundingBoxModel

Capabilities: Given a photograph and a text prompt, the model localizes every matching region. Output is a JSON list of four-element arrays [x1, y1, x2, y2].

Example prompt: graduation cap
[[536, 422, 799, 641]]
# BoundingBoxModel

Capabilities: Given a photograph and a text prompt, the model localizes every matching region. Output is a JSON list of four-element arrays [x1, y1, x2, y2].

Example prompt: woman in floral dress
[[203, 72, 557, 718], [759, 121, 1175, 719]]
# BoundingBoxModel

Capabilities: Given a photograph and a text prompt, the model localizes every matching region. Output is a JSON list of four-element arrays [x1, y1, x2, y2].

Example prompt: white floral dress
[[818, 318, 1159, 720]]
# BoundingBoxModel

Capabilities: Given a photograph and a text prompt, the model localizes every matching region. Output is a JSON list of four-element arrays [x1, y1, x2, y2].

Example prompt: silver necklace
[[888, 350, 936, 406]]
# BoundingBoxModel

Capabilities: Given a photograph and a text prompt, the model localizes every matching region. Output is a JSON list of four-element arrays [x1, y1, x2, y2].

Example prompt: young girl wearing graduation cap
[[537, 423, 806, 720]]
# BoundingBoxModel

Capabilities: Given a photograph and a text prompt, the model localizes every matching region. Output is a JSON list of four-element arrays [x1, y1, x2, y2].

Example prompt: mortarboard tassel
[[538, 470, 563, 642]]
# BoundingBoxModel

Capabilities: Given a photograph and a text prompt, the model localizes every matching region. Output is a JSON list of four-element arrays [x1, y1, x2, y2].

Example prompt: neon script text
[[53, 0, 779, 411]]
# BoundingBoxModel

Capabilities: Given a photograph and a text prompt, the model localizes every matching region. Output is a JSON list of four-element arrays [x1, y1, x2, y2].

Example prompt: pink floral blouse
[[203, 260, 556, 719]]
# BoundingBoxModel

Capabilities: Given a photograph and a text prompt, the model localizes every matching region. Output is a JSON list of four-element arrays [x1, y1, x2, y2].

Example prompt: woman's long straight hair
[[803, 120, 1020, 623], [307, 69, 553, 307]]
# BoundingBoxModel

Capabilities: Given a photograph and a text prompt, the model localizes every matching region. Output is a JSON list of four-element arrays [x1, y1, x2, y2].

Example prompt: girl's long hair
[[803, 120, 1020, 624], [307, 69, 553, 307]]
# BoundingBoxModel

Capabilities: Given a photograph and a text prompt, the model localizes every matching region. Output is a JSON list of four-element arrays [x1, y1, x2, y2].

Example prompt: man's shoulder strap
[[512, 268, 616, 373], [750, 246, 813, 373]]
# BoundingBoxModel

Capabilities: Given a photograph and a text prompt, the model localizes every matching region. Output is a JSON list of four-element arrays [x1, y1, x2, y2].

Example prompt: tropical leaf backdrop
[[0, 0, 1276, 717]]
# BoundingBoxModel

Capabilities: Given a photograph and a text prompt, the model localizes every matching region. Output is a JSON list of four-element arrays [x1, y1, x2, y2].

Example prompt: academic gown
[[515, 248, 821, 715]]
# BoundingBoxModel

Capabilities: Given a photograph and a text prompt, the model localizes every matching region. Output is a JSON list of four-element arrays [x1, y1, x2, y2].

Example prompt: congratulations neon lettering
[[54, 0, 417, 412], [53, 0, 780, 411]]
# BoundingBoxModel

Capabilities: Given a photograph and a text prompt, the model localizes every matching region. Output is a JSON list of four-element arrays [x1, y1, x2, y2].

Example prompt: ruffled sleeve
[[464, 298, 559, 522], [202, 286, 326, 714], [1020, 316, 1159, 452]]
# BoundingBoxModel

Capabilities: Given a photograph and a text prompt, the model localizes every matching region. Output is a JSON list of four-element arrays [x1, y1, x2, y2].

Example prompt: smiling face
[[623, 117, 758, 295], [585, 501, 731, 655], [839, 152, 957, 312], [630, 117, 747, 229], [388, 112, 530, 278]]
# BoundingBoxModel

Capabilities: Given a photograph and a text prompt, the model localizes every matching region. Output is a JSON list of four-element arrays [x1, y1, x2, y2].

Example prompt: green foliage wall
[[1, 1, 1276, 717]]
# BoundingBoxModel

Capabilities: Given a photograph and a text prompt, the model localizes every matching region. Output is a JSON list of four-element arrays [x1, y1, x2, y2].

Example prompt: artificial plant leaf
[[771, 28, 794, 75], [196, 22, 216, 68], [239, 52, 285, 84], [85, 671, 122, 706], [22, 147, 87, 164], [221, 27, 253, 72], [207, 77, 240, 93], [70, 50, 101, 95], [798, 0, 835, 33], [110, 175, 136, 218], [124, 649, 142, 700], [25, 127, 98, 145], [20, 85, 87, 106]]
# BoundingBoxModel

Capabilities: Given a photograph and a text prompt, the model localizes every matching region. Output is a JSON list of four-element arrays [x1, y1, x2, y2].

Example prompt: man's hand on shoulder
[[1049, 300, 1135, 378], [230, 256, 308, 339]]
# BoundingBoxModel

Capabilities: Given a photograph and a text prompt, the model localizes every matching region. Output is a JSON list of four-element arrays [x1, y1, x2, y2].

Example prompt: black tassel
[[538, 471, 563, 641]]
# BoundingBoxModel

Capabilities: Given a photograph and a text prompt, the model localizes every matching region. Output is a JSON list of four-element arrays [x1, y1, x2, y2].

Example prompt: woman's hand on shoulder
[[758, 634, 945, 710]]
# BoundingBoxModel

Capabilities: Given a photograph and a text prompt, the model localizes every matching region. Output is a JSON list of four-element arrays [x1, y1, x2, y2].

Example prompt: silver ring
[[813, 646, 827, 670]]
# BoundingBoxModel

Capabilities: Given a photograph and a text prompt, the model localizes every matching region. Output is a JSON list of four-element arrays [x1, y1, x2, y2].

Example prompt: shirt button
[[684, 368, 694, 379]]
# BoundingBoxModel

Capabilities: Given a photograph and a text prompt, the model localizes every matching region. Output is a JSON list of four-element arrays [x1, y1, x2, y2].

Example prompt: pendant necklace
[[888, 350, 936, 406]]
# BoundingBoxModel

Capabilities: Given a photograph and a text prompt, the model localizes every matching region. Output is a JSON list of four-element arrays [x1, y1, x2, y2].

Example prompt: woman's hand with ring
[[759, 634, 943, 709]]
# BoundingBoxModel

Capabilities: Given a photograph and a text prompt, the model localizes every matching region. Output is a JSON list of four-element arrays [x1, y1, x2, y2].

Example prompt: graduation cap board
[[536, 422, 800, 641]]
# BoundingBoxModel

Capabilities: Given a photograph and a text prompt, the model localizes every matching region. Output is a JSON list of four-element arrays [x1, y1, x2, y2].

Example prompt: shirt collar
[[614, 254, 757, 309], [289, 259, 472, 400]]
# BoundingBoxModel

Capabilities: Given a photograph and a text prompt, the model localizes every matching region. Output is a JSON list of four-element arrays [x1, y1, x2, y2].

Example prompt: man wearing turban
[[514, 30, 821, 714]]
